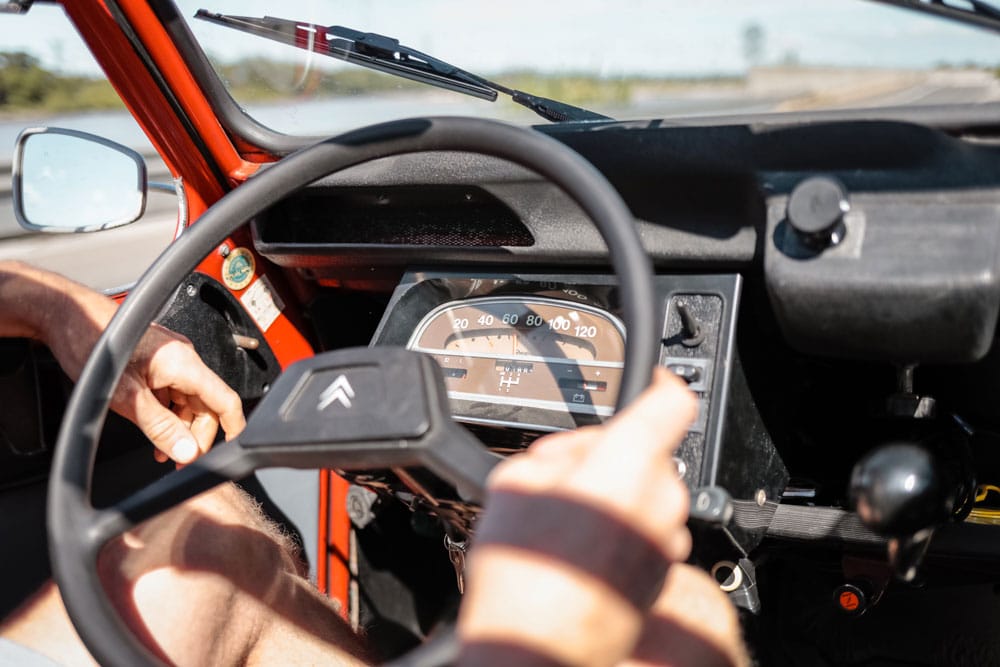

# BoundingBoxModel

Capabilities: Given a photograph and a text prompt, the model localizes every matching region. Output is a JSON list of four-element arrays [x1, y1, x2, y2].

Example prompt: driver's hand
[[118, 321, 245, 464], [3, 262, 245, 464], [622, 563, 749, 667], [458, 368, 697, 667]]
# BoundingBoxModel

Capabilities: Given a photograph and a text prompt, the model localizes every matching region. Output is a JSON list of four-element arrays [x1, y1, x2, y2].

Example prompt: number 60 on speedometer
[[406, 296, 625, 424]]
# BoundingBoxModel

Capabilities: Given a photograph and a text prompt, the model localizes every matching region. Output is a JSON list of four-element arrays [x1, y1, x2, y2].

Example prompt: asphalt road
[[0, 204, 177, 292]]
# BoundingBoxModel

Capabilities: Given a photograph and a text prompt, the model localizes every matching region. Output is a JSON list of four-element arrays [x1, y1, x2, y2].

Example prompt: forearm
[[0, 260, 99, 344]]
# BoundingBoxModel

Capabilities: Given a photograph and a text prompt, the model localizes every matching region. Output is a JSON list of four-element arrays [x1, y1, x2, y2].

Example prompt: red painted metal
[[318, 471, 330, 594], [62, 0, 225, 216], [113, 0, 262, 181], [62, 1, 352, 612], [329, 472, 352, 620]]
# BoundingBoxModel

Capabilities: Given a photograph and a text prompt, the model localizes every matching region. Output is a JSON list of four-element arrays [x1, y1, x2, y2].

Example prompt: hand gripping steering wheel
[[47, 117, 658, 666]]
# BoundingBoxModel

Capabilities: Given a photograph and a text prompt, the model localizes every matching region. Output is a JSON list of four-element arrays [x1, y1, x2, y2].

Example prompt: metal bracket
[[0, 0, 34, 14]]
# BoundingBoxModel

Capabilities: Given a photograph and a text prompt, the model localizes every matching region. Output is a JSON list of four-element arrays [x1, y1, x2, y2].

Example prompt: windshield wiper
[[195, 10, 612, 124], [868, 0, 1000, 34]]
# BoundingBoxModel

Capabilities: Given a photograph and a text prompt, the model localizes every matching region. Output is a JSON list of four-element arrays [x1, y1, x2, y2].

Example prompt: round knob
[[786, 176, 849, 251], [849, 443, 953, 537]]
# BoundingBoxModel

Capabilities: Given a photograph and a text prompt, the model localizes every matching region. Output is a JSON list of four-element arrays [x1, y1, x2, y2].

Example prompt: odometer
[[406, 297, 625, 429]]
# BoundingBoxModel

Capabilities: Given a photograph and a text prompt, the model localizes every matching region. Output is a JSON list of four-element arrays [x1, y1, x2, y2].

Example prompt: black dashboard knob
[[849, 443, 953, 537], [786, 176, 849, 251]]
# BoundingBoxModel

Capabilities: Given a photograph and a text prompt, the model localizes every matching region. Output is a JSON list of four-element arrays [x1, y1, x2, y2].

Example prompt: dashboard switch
[[668, 363, 702, 385], [787, 175, 849, 251], [675, 300, 706, 347]]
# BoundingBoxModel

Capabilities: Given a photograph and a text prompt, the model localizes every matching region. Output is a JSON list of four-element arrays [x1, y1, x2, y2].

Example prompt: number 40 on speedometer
[[406, 296, 625, 419]]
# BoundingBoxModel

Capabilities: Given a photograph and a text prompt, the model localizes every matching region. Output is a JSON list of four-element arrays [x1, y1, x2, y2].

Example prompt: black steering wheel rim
[[47, 116, 658, 666]]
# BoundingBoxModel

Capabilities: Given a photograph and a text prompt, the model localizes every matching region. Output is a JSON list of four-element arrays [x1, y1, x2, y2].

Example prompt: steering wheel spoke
[[89, 441, 256, 546]]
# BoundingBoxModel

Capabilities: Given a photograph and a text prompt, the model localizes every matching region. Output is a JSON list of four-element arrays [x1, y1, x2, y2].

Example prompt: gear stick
[[849, 443, 966, 581]]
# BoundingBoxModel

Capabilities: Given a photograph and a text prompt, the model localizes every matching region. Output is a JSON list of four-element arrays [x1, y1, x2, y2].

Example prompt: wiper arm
[[867, 0, 1000, 35], [195, 10, 612, 123]]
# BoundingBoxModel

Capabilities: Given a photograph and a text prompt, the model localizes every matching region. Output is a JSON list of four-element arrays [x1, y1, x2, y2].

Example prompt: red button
[[839, 590, 860, 612]]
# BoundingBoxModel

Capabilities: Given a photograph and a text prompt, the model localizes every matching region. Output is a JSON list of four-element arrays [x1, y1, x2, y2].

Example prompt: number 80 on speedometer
[[406, 296, 626, 425]]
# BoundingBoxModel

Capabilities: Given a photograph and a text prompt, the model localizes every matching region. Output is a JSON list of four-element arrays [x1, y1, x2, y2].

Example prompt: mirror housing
[[12, 127, 147, 233]]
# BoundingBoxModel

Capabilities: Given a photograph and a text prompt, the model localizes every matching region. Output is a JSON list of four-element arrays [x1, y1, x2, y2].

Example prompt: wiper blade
[[868, 0, 1000, 35], [195, 12, 497, 102], [195, 10, 612, 123]]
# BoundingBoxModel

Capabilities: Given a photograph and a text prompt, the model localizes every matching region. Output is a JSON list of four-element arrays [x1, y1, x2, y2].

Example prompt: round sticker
[[222, 247, 255, 290]]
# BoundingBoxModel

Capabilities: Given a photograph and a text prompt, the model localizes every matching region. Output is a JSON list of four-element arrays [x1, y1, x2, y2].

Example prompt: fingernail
[[171, 438, 198, 462]]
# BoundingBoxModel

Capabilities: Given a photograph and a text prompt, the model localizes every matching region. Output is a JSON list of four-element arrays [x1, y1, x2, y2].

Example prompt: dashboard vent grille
[[257, 186, 533, 247]]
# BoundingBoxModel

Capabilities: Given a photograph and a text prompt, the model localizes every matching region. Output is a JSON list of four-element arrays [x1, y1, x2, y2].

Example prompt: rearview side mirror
[[12, 127, 147, 233]]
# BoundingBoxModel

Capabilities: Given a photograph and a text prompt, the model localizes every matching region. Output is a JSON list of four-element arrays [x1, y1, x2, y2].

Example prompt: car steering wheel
[[47, 117, 658, 666]]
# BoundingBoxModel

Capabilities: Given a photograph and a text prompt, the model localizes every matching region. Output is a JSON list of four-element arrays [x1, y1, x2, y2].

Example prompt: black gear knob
[[849, 443, 958, 536], [849, 442, 962, 582]]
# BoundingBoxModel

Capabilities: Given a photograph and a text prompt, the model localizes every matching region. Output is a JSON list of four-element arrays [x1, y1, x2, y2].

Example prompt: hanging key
[[444, 534, 468, 594]]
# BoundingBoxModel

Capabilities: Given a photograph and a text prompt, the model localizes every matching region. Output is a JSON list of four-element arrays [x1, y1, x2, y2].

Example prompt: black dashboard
[[245, 117, 1000, 562], [254, 119, 1000, 361], [235, 116, 1000, 644], [4, 114, 1000, 656]]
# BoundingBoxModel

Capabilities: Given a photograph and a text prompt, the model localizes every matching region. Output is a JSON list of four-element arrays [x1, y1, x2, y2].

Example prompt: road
[[0, 152, 179, 291], [0, 208, 177, 292]]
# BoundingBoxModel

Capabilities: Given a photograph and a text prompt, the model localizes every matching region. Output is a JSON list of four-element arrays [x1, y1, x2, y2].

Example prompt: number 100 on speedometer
[[407, 297, 625, 419]]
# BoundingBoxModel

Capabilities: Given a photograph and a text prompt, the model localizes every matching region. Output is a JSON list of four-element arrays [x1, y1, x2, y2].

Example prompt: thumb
[[129, 389, 202, 464]]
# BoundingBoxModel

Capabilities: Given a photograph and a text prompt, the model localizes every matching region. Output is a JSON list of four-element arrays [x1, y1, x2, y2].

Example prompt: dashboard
[[5, 112, 1000, 658], [245, 116, 1000, 564], [369, 271, 787, 553]]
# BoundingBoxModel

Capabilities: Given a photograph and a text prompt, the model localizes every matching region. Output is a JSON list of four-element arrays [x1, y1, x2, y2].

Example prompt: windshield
[[175, 0, 1000, 135]]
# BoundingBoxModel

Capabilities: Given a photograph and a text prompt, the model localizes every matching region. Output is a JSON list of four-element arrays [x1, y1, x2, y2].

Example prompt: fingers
[[485, 367, 696, 564], [624, 564, 750, 667], [173, 392, 221, 456], [152, 355, 245, 442], [599, 368, 697, 462], [127, 387, 203, 464], [489, 368, 695, 500], [136, 325, 246, 442], [488, 427, 599, 492], [147, 393, 218, 463], [664, 525, 692, 564], [116, 326, 246, 465]]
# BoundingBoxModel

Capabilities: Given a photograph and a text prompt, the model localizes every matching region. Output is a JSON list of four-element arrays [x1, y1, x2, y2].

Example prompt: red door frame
[[60, 0, 353, 615]]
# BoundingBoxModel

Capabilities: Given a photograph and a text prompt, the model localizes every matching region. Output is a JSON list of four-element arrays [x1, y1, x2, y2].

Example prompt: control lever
[[849, 443, 965, 581], [688, 486, 734, 527]]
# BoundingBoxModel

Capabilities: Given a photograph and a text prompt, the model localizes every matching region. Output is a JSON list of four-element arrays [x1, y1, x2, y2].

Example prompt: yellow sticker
[[222, 247, 255, 291]]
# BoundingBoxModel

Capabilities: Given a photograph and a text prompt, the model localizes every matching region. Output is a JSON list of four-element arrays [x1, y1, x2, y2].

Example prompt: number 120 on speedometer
[[406, 296, 625, 420]]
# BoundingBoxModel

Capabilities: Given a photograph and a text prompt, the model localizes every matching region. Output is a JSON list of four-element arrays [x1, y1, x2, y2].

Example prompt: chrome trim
[[406, 295, 626, 351], [413, 346, 624, 368], [101, 281, 138, 297], [171, 176, 189, 236], [454, 414, 571, 433], [407, 295, 624, 432], [447, 390, 615, 417], [12, 126, 148, 234]]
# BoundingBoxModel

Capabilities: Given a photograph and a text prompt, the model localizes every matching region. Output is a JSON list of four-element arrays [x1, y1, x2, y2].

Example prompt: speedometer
[[406, 296, 625, 430]]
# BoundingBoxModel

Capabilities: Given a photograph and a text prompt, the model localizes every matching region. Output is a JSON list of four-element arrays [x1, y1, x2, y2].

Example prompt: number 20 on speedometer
[[406, 296, 625, 420]]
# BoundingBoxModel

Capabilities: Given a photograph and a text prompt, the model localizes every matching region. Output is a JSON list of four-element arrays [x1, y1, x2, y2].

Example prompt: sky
[[0, 1, 998, 77]]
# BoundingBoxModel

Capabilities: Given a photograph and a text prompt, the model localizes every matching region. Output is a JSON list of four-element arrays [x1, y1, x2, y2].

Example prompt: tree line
[[0, 50, 743, 115], [0, 52, 122, 112]]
